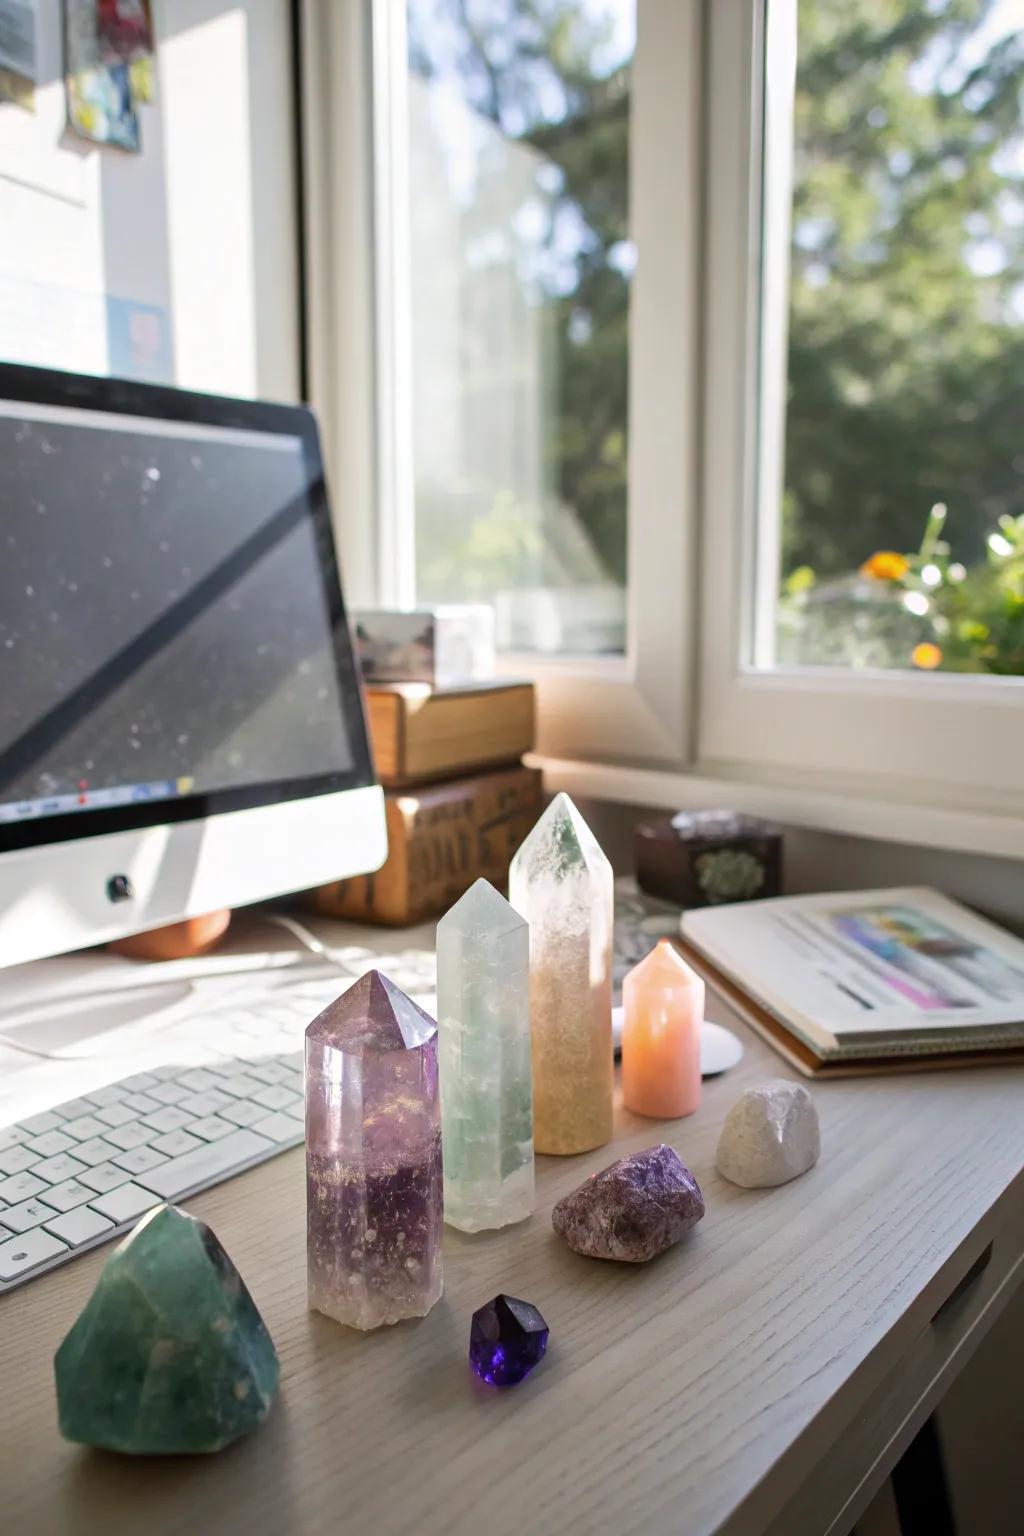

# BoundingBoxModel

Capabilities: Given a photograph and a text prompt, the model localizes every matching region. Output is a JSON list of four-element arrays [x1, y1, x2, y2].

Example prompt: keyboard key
[[78, 1163, 132, 1195], [54, 1098, 96, 1121], [94, 1103, 137, 1129], [0, 1125, 31, 1150], [189, 1116, 236, 1142], [100, 1122, 156, 1152], [25, 1130, 75, 1158], [178, 1090, 233, 1118], [252, 1112, 304, 1145], [33, 1153, 87, 1185], [120, 1092, 162, 1115], [217, 1073, 265, 1100], [149, 1129, 205, 1158], [120, 1071, 159, 1091], [146, 1082, 189, 1106], [142, 1106, 195, 1134], [0, 1227, 69, 1280], [0, 1145, 41, 1177], [217, 1100, 269, 1129], [18, 1110, 65, 1136], [138, 1128, 273, 1200], [2, 1197, 57, 1233], [71, 1136, 121, 1167], [0, 1170, 47, 1204], [111, 1146, 168, 1176], [40, 1178, 95, 1213], [44, 1206, 114, 1247], [202, 1058, 242, 1080], [245, 1061, 289, 1086], [252, 1084, 302, 1113], [83, 1084, 128, 1109], [88, 1183, 161, 1224], [62, 1115, 112, 1142], [177, 1068, 221, 1093]]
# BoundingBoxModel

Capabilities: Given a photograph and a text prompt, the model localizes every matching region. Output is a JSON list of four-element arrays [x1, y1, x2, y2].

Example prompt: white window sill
[[529, 754, 1024, 862]]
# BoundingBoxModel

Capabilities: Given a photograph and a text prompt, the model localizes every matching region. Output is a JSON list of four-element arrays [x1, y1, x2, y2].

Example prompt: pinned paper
[[64, 0, 156, 150], [0, 0, 38, 110]]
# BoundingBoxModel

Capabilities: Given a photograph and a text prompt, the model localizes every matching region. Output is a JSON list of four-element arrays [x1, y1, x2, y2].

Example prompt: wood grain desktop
[[1, 930, 1021, 1536]]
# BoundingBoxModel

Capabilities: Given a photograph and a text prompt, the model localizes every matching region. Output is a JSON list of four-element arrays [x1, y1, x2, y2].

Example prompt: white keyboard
[[0, 970, 355, 1293]]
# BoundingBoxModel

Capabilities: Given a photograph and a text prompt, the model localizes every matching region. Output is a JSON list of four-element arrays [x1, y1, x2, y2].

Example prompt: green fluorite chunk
[[54, 1204, 279, 1455]]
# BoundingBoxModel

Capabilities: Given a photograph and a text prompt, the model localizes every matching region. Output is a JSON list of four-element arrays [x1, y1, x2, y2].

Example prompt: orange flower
[[911, 642, 942, 670], [860, 550, 909, 581]]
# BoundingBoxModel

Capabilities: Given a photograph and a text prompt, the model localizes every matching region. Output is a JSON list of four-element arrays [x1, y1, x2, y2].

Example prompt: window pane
[[405, 0, 634, 655], [769, 0, 1024, 677]]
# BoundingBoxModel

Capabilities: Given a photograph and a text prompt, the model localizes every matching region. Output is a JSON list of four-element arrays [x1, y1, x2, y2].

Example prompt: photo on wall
[[64, 0, 156, 150]]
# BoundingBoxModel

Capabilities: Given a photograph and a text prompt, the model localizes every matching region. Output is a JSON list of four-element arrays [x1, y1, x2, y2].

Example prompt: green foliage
[[408, 0, 630, 590], [409, 0, 1024, 671], [780, 505, 1024, 674], [784, 0, 1024, 576]]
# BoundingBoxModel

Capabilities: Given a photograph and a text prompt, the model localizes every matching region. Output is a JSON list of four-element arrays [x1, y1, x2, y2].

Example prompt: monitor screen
[[0, 377, 372, 852]]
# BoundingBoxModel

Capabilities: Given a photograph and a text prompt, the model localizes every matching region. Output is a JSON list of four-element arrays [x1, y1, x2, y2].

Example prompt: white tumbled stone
[[715, 1079, 820, 1189]]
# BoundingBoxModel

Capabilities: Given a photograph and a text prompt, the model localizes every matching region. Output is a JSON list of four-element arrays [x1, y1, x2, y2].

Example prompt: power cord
[[0, 913, 352, 1063]]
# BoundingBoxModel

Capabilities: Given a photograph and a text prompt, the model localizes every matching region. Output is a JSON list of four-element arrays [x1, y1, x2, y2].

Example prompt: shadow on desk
[[65, 1402, 299, 1536]]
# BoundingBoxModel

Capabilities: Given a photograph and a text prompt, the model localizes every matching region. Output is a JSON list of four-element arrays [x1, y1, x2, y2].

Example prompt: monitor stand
[[0, 909, 315, 1064], [107, 909, 232, 962]]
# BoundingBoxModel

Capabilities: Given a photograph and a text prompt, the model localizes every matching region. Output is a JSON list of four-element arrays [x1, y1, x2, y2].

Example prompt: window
[[404, 0, 635, 657], [767, 0, 1024, 679], [700, 0, 1024, 829], [311, 0, 1024, 845], [362, 0, 700, 766]]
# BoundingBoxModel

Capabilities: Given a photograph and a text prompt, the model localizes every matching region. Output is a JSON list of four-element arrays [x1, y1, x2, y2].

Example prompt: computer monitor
[[0, 364, 387, 969]]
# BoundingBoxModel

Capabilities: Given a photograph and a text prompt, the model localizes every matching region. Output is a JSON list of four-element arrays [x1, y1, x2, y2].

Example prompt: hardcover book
[[681, 886, 1024, 1076]]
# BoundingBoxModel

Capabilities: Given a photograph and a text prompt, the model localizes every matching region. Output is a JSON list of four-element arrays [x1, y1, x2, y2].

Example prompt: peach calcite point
[[621, 939, 704, 1119]]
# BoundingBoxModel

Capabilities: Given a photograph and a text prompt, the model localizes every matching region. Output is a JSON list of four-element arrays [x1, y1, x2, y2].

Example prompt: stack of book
[[307, 680, 540, 926], [680, 886, 1024, 1076]]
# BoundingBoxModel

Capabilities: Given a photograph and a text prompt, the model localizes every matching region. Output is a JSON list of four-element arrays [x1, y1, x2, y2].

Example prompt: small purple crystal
[[469, 1295, 549, 1386], [551, 1143, 704, 1263]]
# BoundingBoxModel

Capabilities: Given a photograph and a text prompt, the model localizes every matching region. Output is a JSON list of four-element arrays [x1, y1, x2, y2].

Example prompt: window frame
[[698, 0, 1024, 827], [302, 0, 1024, 858], [359, 0, 704, 766]]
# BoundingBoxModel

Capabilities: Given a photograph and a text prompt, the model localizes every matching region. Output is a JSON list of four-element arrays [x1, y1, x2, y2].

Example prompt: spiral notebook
[[680, 887, 1024, 1078]]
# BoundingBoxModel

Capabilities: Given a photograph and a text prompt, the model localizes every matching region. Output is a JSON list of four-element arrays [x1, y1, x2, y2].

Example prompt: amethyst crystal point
[[552, 1144, 704, 1263], [305, 970, 443, 1329], [469, 1294, 549, 1387]]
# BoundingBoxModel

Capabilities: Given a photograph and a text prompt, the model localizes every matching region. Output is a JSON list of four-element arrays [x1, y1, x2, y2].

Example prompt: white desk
[[1, 914, 1022, 1536]]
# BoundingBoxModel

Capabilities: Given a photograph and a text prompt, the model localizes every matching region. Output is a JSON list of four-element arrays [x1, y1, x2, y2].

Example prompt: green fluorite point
[[54, 1204, 279, 1455]]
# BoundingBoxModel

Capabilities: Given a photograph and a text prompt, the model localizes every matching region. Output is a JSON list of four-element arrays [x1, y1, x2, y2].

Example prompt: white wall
[[0, 0, 299, 400]]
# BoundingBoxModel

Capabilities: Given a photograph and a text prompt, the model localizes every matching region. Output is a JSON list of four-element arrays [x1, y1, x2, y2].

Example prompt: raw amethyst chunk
[[551, 1143, 704, 1262]]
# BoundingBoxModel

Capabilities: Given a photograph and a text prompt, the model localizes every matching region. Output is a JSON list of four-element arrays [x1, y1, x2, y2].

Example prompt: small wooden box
[[307, 764, 543, 926], [635, 810, 782, 908], [365, 682, 535, 788]]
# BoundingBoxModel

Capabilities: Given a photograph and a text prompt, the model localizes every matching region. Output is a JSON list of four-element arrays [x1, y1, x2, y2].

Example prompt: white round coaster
[[699, 1018, 744, 1076], [612, 1006, 744, 1078]]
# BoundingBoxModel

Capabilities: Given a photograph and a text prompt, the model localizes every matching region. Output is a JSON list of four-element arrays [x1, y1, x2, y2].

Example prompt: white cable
[[265, 912, 349, 967], [0, 914, 351, 1063]]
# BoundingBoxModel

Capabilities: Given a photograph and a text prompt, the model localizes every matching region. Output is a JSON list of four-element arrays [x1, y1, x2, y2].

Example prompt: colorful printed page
[[682, 886, 1024, 1055]]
